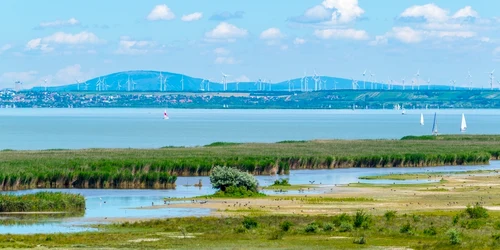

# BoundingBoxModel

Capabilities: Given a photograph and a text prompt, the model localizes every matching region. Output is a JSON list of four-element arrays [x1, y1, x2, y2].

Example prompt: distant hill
[[31, 70, 465, 92]]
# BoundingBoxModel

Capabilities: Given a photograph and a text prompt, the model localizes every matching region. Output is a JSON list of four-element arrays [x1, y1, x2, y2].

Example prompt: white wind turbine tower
[[415, 70, 420, 90], [401, 78, 405, 90], [163, 76, 170, 91], [44, 79, 48, 92], [362, 70, 367, 89], [351, 78, 359, 90], [221, 72, 229, 91], [158, 72, 164, 92], [334, 80, 338, 90], [369, 71, 375, 89], [95, 77, 102, 91], [126, 76, 132, 91], [288, 79, 291, 92], [84, 81, 89, 91], [117, 80, 122, 91], [467, 71, 472, 90], [236, 81, 239, 91], [299, 76, 304, 92], [487, 69, 495, 90], [200, 79, 206, 91], [14, 81, 22, 92], [313, 70, 320, 91], [75, 79, 80, 91], [180, 76, 185, 91], [427, 78, 431, 90], [304, 73, 309, 91]]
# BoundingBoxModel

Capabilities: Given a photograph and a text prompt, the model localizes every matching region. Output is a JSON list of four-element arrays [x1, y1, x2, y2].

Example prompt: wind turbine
[[333, 80, 338, 90], [180, 76, 185, 91], [299, 76, 304, 92], [369, 71, 375, 89], [84, 81, 89, 91], [287, 79, 291, 92], [362, 70, 367, 89], [487, 69, 495, 90], [221, 72, 229, 91], [467, 71, 472, 90], [303, 72, 309, 91], [95, 77, 102, 91], [117, 80, 122, 91], [200, 79, 206, 91], [126, 76, 132, 91], [351, 78, 359, 90], [415, 70, 420, 90], [313, 70, 320, 91], [14, 81, 22, 92], [43, 79, 48, 92], [236, 81, 239, 91], [427, 78, 431, 90], [75, 79, 80, 91], [401, 78, 405, 90], [158, 72, 164, 92]]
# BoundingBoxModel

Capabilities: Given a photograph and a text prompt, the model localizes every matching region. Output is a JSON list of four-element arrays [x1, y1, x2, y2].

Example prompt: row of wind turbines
[[11, 68, 499, 92]]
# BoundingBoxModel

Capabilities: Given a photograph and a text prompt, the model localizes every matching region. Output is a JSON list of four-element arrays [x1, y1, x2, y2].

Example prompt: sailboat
[[401, 108, 406, 115], [432, 112, 438, 135], [460, 113, 467, 132], [420, 113, 424, 125], [163, 109, 169, 120]]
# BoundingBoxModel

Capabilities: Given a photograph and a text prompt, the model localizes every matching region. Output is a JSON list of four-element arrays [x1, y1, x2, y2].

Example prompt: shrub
[[272, 178, 290, 186], [242, 217, 258, 230], [447, 229, 461, 245], [323, 223, 334, 232], [452, 214, 460, 225], [384, 210, 397, 221], [333, 213, 352, 226], [280, 221, 293, 232], [304, 223, 318, 233], [465, 204, 488, 219], [234, 226, 247, 233], [268, 229, 284, 240], [353, 210, 371, 229], [353, 236, 366, 245], [412, 214, 421, 222], [211, 186, 265, 198], [339, 222, 353, 232], [423, 226, 437, 236], [210, 166, 258, 192], [400, 222, 413, 235]]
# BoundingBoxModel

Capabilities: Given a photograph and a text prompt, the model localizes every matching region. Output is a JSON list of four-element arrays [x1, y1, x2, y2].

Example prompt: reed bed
[[0, 192, 85, 213], [1, 135, 499, 190]]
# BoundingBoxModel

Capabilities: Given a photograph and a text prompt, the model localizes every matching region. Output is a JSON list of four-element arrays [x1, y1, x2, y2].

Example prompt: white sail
[[420, 113, 424, 125], [432, 113, 438, 135], [460, 113, 467, 132], [163, 109, 169, 120]]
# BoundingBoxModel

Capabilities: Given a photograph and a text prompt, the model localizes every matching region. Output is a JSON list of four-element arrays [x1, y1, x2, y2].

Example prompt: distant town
[[1, 89, 500, 109]]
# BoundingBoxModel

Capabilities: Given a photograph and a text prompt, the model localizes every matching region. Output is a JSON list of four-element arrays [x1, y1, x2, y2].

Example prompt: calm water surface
[[0, 109, 499, 149], [1, 162, 499, 234]]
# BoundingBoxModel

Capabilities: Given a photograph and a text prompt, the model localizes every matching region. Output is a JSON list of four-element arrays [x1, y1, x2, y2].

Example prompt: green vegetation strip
[[0, 192, 85, 213], [2, 206, 500, 249], [1, 135, 500, 190]]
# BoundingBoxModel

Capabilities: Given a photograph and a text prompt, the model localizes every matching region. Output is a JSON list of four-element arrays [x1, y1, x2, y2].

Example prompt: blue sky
[[1, 0, 499, 89]]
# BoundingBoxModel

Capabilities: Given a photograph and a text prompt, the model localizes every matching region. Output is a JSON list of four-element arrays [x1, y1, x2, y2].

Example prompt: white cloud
[[54, 64, 87, 84], [214, 56, 238, 64], [0, 44, 12, 54], [321, 0, 365, 24], [25, 31, 101, 52], [293, 38, 306, 45], [452, 6, 479, 19], [494, 47, 500, 55], [234, 75, 250, 82], [392, 27, 423, 44], [280, 45, 289, 50], [147, 4, 175, 21], [260, 28, 284, 40], [37, 18, 80, 29], [303, 5, 331, 22], [115, 37, 155, 55], [213, 47, 230, 55], [400, 3, 448, 22], [0, 71, 38, 86], [314, 28, 369, 40], [181, 12, 203, 22], [369, 35, 388, 46], [205, 22, 248, 42]]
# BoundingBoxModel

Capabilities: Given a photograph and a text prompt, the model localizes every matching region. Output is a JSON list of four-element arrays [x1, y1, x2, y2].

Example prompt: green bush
[[465, 204, 489, 219], [339, 222, 353, 232], [400, 222, 413, 235], [210, 166, 258, 192], [242, 217, 258, 230], [323, 223, 334, 232], [353, 236, 366, 245], [280, 221, 293, 232], [423, 226, 437, 236], [447, 229, 461, 245], [384, 210, 397, 221], [304, 223, 318, 233], [272, 178, 290, 186], [353, 210, 371, 229], [333, 213, 352, 227], [211, 186, 265, 198]]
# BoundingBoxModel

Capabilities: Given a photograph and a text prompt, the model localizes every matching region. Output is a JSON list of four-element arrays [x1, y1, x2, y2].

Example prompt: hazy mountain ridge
[[29, 70, 460, 92]]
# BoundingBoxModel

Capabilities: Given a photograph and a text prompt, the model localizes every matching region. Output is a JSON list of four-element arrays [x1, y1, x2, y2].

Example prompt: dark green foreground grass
[[1, 135, 500, 190], [2, 209, 500, 249]]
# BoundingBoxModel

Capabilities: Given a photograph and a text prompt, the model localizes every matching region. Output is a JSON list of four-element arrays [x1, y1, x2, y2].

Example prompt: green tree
[[210, 166, 258, 192]]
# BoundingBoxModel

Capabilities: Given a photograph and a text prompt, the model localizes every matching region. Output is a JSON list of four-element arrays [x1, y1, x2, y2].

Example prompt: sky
[[1, 0, 499, 89]]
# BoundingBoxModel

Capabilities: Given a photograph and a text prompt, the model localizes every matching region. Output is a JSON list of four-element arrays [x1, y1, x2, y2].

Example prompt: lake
[[1, 162, 499, 234], [0, 108, 499, 150]]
